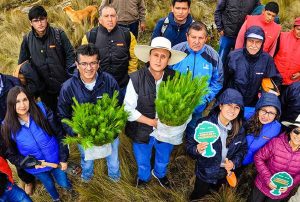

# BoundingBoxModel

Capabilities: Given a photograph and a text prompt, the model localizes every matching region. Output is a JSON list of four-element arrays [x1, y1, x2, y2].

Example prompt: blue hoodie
[[224, 26, 282, 106]]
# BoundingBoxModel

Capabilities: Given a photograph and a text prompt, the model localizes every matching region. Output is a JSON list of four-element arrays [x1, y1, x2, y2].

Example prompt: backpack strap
[[161, 17, 169, 36], [86, 27, 99, 44]]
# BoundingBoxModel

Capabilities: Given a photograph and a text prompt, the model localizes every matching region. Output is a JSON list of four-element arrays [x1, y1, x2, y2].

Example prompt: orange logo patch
[[116, 43, 124, 46], [49, 45, 56, 48]]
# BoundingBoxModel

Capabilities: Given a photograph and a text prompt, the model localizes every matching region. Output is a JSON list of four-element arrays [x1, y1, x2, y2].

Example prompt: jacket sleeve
[[254, 137, 275, 185], [266, 57, 282, 87], [60, 30, 75, 70], [214, 0, 226, 32], [18, 36, 30, 65], [45, 105, 69, 163], [57, 86, 76, 137], [231, 132, 248, 169], [223, 52, 233, 88], [128, 32, 138, 74], [151, 19, 164, 40], [235, 19, 247, 50], [3, 141, 30, 168], [206, 55, 224, 103], [138, 0, 146, 22]]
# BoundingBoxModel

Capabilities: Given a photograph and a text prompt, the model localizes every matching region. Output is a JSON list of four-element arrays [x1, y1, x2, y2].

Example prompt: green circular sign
[[270, 172, 293, 196], [194, 121, 220, 158]]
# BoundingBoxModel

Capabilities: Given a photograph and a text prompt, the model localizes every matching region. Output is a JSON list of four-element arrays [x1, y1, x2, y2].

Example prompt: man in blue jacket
[[172, 21, 223, 142], [57, 44, 121, 182], [224, 26, 281, 107], [152, 0, 193, 46]]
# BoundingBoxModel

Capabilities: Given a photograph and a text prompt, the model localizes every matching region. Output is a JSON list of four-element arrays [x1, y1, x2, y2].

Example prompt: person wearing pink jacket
[[235, 2, 281, 57], [248, 115, 300, 202]]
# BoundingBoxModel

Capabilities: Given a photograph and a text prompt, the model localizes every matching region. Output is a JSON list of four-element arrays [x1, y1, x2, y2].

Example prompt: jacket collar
[[73, 69, 105, 90], [98, 24, 118, 34], [168, 12, 193, 28]]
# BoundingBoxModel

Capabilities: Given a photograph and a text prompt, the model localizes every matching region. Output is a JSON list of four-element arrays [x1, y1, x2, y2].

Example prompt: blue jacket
[[57, 70, 120, 137], [151, 12, 193, 46], [281, 82, 300, 122], [172, 42, 223, 113], [0, 74, 20, 122], [186, 112, 247, 184], [242, 120, 281, 166], [8, 102, 67, 175]]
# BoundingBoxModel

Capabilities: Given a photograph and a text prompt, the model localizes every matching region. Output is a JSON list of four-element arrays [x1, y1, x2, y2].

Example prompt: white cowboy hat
[[282, 114, 300, 128], [134, 37, 187, 66]]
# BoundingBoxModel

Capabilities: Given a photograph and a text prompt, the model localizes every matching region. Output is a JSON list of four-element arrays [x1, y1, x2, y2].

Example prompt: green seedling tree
[[155, 72, 208, 126], [62, 91, 128, 149]]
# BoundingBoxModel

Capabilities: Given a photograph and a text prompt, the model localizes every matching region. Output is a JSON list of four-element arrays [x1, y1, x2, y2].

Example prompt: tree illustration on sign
[[270, 172, 293, 196], [194, 121, 220, 158]]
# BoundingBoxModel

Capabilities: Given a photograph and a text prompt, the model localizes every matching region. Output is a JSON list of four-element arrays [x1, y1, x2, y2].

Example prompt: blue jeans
[[133, 136, 174, 181], [118, 20, 139, 39], [218, 35, 236, 65], [78, 137, 120, 181], [34, 168, 71, 200], [0, 182, 32, 202]]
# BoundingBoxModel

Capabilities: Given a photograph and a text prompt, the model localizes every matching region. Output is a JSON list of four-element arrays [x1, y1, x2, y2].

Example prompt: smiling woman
[[249, 115, 300, 202]]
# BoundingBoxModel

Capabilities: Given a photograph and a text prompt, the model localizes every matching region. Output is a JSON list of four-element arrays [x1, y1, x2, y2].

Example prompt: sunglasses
[[292, 129, 300, 135]]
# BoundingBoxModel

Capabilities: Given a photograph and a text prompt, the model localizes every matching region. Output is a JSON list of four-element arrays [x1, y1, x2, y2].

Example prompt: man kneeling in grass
[[124, 37, 186, 188]]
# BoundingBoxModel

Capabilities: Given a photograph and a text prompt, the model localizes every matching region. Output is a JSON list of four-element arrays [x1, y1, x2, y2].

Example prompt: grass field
[[1, 0, 299, 201]]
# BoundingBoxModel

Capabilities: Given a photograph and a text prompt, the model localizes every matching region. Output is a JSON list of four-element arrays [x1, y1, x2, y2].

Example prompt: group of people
[[0, 0, 300, 202]]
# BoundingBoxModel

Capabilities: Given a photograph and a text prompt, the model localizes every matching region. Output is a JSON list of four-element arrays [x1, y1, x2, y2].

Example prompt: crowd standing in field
[[1, 0, 300, 201]]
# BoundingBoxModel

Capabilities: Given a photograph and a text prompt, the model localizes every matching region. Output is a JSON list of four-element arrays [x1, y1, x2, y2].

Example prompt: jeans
[[78, 137, 121, 181], [118, 20, 139, 39], [133, 136, 174, 181], [34, 168, 71, 200], [0, 182, 32, 202], [218, 35, 236, 65]]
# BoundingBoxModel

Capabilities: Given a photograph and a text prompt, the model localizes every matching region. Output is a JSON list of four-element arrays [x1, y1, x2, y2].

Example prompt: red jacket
[[254, 133, 300, 199], [235, 14, 281, 57], [274, 31, 300, 85], [0, 156, 13, 183]]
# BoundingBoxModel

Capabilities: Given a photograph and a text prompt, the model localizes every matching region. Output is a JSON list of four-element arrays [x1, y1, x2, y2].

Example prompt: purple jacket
[[254, 133, 300, 199]]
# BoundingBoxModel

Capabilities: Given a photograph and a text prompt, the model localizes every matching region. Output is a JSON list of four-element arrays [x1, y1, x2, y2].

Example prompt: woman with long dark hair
[[243, 93, 281, 166], [1, 86, 72, 202], [248, 115, 300, 202], [186, 88, 247, 200]]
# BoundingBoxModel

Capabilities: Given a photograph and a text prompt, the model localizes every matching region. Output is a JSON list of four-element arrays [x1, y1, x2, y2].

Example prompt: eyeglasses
[[292, 128, 300, 135], [78, 61, 99, 69], [259, 109, 277, 117], [31, 17, 47, 23]]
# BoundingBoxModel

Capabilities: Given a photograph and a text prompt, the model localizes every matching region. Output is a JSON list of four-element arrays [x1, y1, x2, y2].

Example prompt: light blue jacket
[[172, 42, 223, 113]]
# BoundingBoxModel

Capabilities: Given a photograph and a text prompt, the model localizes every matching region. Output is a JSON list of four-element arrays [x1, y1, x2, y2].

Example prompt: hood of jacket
[[255, 92, 281, 115], [243, 26, 265, 59]]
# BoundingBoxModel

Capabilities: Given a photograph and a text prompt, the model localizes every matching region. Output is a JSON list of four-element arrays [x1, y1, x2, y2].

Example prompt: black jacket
[[125, 66, 175, 143], [87, 25, 131, 88], [186, 111, 247, 184], [281, 82, 300, 122], [0, 74, 20, 122], [18, 25, 75, 94], [214, 0, 259, 37]]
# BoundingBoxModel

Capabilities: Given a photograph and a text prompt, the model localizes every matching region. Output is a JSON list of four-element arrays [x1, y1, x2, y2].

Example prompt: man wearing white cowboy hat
[[124, 37, 186, 188]]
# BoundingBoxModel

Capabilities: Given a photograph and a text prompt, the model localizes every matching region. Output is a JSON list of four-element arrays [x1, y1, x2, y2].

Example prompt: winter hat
[[265, 2, 279, 15], [215, 88, 244, 109], [134, 37, 187, 65], [255, 93, 281, 115], [294, 17, 300, 26]]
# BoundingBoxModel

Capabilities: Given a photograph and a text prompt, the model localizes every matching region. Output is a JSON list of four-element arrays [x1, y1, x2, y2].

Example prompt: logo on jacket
[[116, 43, 124, 47], [49, 45, 56, 48]]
